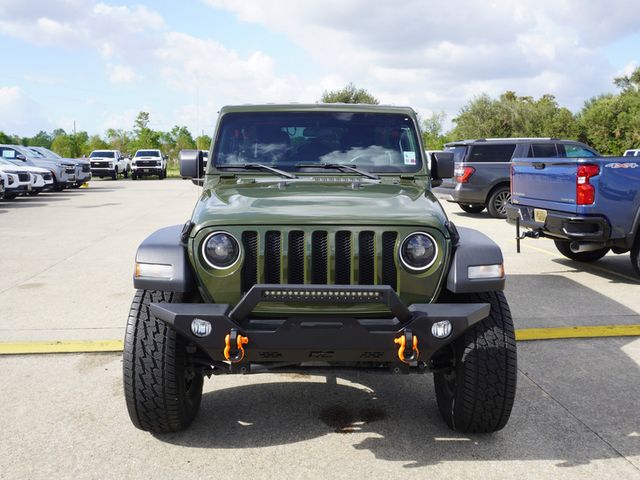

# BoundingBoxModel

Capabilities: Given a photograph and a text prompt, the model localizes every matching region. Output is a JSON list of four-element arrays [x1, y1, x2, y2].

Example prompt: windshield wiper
[[218, 163, 297, 179], [295, 163, 380, 180]]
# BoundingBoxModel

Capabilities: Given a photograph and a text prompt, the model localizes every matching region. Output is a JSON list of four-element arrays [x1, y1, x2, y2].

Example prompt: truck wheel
[[631, 241, 640, 277], [52, 178, 63, 192], [434, 291, 517, 433], [3, 192, 17, 199], [131, 172, 137, 180], [554, 240, 609, 262], [123, 167, 129, 179], [159, 170, 165, 180], [487, 186, 511, 219], [123, 289, 204, 433], [459, 204, 485, 214], [111, 168, 117, 180]]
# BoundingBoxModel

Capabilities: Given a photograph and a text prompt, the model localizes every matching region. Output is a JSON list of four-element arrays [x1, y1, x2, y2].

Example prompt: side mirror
[[179, 149, 204, 181], [16, 154, 26, 161], [431, 151, 454, 181]]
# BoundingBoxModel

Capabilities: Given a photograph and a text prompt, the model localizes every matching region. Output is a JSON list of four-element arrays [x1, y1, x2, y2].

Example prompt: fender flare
[[446, 226, 505, 293], [133, 225, 194, 292]]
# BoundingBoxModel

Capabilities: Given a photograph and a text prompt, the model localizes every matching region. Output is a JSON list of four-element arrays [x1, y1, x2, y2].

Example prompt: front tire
[[487, 186, 511, 219], [123, 289, 204, 433], [123, 167, 129, 179], [112, 168, 117, 180], [554, 240, 609, 262], [459, 204, 485, 214], [434, 291, 517, 433]]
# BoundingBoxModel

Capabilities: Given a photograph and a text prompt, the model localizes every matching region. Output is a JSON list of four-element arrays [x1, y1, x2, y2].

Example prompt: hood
[[192, 178, 448, 230]]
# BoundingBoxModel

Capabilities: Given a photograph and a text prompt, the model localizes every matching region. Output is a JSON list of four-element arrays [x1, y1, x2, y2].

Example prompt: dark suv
[[433, 138, 599, 218]]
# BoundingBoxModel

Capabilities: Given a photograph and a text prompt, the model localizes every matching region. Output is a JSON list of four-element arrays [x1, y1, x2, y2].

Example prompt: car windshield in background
[[213, 112, 423, 173], [136, 150, 160, 157], [91, 151, 115, 158]]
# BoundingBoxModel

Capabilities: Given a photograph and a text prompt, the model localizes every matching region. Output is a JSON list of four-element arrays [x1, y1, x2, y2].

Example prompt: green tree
[[85, 135, 109, 155], [578, 66, 640, 154], [321, 82, 379, 104], [25, 131, 53, 148], [105, 128, 132, 154], [421, 112, 451, 149], [451, 92, 578, 140], [130, 111, 161, 151], [196, 134, 212, 151]]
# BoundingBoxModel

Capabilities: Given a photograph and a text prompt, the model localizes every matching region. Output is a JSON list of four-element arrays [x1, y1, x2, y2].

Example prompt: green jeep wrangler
[[123, 104, 517, 434]]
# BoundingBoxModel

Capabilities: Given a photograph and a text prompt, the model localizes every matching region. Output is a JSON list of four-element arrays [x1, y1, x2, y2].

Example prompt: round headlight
[[400, 232, 437, 271], [202, 231, 240, 269]]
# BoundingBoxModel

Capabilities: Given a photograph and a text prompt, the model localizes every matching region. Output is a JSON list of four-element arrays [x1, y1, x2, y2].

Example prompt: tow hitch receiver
[[224, 329, 249, 363], [394, 329, 419, 364]]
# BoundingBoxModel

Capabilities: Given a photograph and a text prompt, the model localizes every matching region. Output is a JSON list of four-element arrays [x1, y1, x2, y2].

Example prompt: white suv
[[89, 150, 131, 180], [131, 149, 167, 180]]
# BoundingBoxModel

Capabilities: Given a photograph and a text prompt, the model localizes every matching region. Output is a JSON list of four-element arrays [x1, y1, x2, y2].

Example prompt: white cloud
[[0, 86, 51, 135], [107, 64, 139, 84]]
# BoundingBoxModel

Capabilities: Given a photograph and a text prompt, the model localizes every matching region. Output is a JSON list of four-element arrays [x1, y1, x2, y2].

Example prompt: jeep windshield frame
[[210, 110, 425, 175]]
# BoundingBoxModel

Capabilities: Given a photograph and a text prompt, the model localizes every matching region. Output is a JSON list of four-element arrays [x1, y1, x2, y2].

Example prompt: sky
[[0, 0, 639, 137]]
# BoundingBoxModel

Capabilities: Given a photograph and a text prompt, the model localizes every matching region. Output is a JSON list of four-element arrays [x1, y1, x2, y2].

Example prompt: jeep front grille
[[240, 229, 399, 293]]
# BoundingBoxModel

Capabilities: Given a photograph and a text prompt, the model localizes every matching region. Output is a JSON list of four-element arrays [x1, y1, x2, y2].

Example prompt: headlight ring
[[399, 232, 438, 272], [201, 231, 241, 269]]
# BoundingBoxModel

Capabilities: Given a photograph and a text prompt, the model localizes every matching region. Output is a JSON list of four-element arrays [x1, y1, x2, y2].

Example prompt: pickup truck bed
[[506, 156, 640, 274]]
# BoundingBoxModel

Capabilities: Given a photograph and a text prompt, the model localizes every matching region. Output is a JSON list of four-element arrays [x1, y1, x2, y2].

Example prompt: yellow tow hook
[[224, 329, 249, 363], [394, 330, 419, 364]]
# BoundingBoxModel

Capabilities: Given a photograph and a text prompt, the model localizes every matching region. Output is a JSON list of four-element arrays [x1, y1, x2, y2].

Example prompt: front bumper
[[132, 166, 163, 175], [90, 168, 115, 176], [506, 204, 610, 242], [150, 284, 490, 371]]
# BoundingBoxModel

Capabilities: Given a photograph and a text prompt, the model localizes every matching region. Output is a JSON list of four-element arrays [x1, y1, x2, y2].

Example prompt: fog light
[[431, 320, 452, 339], [191, 318, 212, 337], [468, 264, 504, 279]]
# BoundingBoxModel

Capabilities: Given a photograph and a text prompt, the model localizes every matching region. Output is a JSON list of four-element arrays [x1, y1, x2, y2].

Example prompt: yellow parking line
[[517, 324, 640, 341], [2, 325, 640, 355], [521, 243, 639, 283], [0, 340, 123, 355]]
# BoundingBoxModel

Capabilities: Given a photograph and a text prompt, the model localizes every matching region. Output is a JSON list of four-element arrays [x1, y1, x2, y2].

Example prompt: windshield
[[213, 112, 423, 173], [91, 151, 115, 158], [135, 150, 160, 157], [38, 147, 61, 159], [27, 148, 46, 158]]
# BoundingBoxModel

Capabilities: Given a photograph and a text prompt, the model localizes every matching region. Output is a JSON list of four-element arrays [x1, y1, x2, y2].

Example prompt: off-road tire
[[629, 239, 640, 277], [554, 240, 609, 262], [487, 186, 511, 219], [459, 204, 485, 214], [434, 291, 517, 433], [123, 289, 204, 433]]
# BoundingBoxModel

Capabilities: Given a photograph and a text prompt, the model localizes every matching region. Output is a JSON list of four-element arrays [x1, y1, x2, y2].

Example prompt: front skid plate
[[149, 301, 490, 364]]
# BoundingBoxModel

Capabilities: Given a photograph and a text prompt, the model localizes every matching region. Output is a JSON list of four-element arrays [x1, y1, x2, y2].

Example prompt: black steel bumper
[[150, 284, 490, 370], [506, 204, 610, 242]]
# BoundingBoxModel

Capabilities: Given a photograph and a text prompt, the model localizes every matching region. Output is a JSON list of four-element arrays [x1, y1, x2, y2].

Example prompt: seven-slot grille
[[240, 230, 398, 293]]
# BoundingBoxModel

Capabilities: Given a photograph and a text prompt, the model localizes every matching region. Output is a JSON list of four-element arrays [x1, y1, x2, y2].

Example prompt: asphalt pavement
[[0, 180, 639, 479]]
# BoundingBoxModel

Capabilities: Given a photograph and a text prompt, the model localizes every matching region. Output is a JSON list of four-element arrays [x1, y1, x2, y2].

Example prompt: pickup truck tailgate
[[511, 158, 579, 213]]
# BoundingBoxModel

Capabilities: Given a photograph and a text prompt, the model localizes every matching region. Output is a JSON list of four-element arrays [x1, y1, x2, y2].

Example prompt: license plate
[[143, 169, 150, 173], [534, 208, 547, 223]]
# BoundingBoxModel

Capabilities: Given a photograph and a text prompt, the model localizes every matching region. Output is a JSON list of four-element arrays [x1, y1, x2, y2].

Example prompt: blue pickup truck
[[506, 155, 640, 275]]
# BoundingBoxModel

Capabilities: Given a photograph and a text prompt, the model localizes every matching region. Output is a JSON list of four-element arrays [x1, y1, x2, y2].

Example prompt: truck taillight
[[455, 166, 475, 183], [576, 164, 599, 205]]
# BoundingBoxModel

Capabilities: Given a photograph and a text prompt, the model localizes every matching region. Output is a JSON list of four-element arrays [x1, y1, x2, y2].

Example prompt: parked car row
[[433, 137, 601, 219], [88, 149, 168, 180], [0, 144, 92, 199]]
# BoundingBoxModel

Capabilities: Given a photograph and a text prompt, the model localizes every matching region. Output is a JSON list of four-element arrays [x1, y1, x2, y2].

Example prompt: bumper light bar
[[262, 288, 383, 303]]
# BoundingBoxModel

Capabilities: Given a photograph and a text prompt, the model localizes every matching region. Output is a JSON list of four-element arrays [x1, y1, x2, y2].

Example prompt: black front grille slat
[[381, 232, 398, 289], [18, 173, 29, 182], [335, 231, 351, 285], [241, 232, 258, 293], [359, 231, 375, 285], [311, 231, 328, 284], [288, 231, 305, 284], [264, 231, 281, 284]]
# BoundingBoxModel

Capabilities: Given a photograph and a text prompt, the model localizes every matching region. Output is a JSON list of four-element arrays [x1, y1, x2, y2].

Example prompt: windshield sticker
[[605, 162, 638, 169], [403, 151, 416, 165]]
